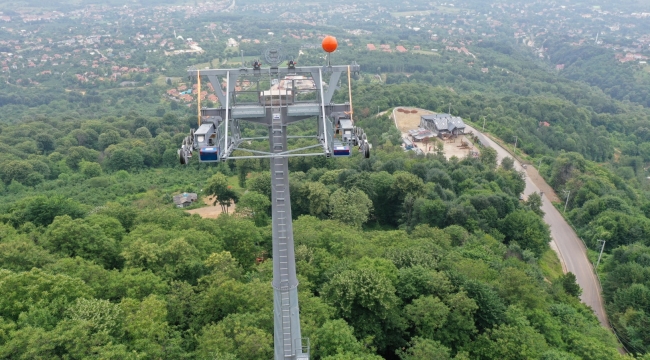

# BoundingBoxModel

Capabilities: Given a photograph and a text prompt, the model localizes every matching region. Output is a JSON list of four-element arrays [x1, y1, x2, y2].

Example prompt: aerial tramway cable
[[347, 65, 353, 123], [196, 69, 201, 127]]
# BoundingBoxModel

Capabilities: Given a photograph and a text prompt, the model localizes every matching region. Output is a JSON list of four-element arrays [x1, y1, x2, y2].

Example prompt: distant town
[[0, 0, 648, 98]]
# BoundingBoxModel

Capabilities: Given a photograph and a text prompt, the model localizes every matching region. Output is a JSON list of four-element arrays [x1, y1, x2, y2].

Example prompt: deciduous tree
[[329, 187, 373, 228], [205, 173, 238, 213]]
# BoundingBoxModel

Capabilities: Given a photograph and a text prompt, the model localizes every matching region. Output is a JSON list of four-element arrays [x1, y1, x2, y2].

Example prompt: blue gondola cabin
[[199, 147, 219, 162], [333, 144, 350, 156]]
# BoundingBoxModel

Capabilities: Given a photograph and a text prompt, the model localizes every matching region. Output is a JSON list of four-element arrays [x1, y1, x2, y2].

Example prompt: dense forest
[[0, 107, 629, 358], [3, 52, 650, 357], [547, 44, 650, 108], [539, 151, 650, 355], [2, 0, 650, 356], [344, 74, 650, 353]]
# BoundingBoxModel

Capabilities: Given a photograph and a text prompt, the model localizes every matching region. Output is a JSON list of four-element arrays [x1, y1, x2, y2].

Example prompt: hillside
[[2, 0, 650, 358], [0, 121, 626, 358]]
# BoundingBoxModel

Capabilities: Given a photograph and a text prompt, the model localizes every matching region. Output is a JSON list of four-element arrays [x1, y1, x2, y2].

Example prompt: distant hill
[[2, 0, 184, 11]]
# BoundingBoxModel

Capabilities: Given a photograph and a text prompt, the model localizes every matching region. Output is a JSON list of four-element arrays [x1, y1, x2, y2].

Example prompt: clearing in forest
[[186, 196, 236, 219], [393, 107, 478, 159], [393, 107, 433, 133], [412, 50, 441, 56]]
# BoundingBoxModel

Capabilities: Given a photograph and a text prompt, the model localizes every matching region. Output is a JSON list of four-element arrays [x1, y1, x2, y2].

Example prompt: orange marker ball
[[322, 36, 338, 53]]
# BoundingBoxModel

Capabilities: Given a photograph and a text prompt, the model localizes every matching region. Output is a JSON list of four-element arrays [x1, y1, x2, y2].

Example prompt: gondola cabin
[[339, 119, 354, 143], [195, 123, 217, 146], [199, 147, 219, 162], [333, 144, 351, 156], [194, 123, 220, 162]]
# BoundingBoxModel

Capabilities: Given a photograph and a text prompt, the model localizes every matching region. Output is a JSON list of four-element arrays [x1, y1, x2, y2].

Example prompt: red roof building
[[396, 45, 407, 53], [367, 44, 376, 51]]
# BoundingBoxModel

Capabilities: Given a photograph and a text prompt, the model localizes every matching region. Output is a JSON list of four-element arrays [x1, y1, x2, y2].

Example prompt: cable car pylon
[[179, 36, 370, 359]]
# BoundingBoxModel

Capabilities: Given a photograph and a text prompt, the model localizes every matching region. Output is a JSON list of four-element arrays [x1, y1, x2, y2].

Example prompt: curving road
[[465, 125, 609, 328]]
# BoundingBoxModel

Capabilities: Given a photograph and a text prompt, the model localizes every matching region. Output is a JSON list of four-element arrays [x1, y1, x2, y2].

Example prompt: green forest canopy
[[2, 0, 650, 355]]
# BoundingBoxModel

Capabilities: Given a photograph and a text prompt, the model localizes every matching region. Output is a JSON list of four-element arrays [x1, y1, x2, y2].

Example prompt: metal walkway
[[270, 107, 307, 359]]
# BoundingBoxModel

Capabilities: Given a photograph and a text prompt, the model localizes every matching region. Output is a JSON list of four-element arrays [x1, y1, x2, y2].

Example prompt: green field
[[412, 50, 441, 56], [539, 248, 564, 281], [191, 57, 224, 70], [437, 6, 463, 14], [154, 75, 183, 87], [225, 55, 259, 65], [391, 10, 433, 17], [226, 174, 242, 190], [189, 54, 281, 70], [391, 6, 462, 17]]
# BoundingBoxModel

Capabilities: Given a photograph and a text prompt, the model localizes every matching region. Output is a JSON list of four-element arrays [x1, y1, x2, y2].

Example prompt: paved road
[[466, 125, 609, 328]]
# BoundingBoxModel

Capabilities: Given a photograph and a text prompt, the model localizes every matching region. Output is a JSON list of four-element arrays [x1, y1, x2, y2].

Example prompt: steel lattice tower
[[179, 53, 369, 359]]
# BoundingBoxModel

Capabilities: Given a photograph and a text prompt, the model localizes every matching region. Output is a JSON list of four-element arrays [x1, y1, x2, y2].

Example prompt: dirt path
[[186, 196, 235, 218], [525, 166, 560, 203]]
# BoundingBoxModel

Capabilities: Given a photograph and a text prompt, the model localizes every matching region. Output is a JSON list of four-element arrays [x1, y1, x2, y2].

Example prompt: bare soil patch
[[393, 107, 433, 133], [186, 196, 236, 219], [394, 107, 478, 159], [439, 136, 477, 160]]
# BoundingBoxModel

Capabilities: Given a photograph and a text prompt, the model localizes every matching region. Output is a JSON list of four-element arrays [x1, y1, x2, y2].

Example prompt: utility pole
[[513, 136, 518, 151], [448, 103, 451, 114], [596, 240, 606, 268], [482, 116, 486, 131], [562, 190, 570, 213], [538, 158, 542, 169]]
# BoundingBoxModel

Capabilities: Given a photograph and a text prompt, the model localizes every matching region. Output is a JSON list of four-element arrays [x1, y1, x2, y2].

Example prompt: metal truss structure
[[178, 60, 370, 360]]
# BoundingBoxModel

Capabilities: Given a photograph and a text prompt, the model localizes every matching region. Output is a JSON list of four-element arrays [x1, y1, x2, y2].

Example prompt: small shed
[[173, 193, 198, 208], [411, 129, 436, 142]]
